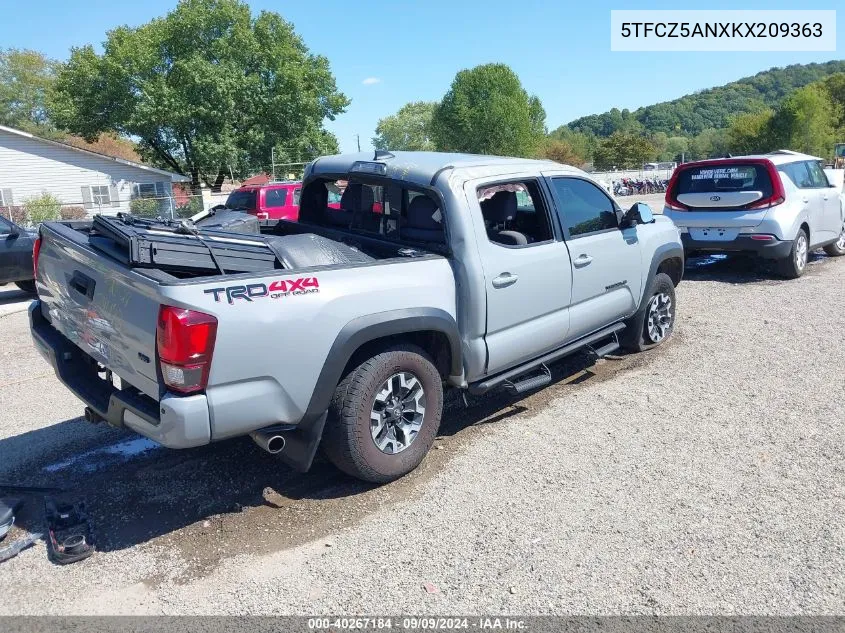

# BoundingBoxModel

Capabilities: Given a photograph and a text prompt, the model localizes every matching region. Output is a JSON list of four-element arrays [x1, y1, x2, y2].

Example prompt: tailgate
[[36, 223, 161, 399]]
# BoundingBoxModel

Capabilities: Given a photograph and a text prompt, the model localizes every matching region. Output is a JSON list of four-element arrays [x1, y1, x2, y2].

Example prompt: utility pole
[[271, 147, 276, 181], [356, 134, 361, 152]]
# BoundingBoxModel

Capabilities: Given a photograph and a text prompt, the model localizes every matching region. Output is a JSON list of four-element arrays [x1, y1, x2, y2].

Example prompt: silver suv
[[664, 151, 845, 278]]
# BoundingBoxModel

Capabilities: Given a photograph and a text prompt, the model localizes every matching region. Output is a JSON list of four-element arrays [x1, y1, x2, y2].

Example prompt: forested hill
[[563, 60, 845, 137]]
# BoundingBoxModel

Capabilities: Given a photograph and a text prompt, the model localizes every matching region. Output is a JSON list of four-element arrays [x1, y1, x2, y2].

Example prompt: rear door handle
[[802, 197, 810, 204], [492, 273, 518, 289], [573, 254, 593, 268]]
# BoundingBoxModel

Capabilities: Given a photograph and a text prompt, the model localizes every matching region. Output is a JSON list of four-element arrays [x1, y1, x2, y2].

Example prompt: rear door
[[778, 161, 826, 245], [668, 161, 777, 240], [464, 176, 572, 373], [546, 175, 642, 340], [806, 160, 842, 242]]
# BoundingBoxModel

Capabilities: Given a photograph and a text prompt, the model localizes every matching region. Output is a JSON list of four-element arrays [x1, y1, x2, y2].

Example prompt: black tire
[[620, 272, 676, 353], [15, 280, 36, 294], [823, 226, 845, 257], [322, 344, 444, 483], [778, 228, 809, 279]]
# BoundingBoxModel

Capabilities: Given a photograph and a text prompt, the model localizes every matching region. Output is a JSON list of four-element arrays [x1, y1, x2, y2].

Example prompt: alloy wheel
[[370, 372, 426, 454], [795, 234, 808, 271], [646, 292, 673, 343]]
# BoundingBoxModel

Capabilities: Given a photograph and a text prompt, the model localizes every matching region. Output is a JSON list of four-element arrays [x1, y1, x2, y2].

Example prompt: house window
[[91, 185, 111, 206], [135, 182, 166, 199]]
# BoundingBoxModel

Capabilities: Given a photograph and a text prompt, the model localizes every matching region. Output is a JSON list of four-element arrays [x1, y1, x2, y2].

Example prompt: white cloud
[[362, 77, 382, 86]]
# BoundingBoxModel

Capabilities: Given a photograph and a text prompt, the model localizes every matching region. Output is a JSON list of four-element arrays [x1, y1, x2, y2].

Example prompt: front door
[[464, 176, 573, 374], [546, 175, 642, 340]]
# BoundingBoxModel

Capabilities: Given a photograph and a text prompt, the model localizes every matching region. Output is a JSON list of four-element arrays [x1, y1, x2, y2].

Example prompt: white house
[[0, 124, 189, 218]]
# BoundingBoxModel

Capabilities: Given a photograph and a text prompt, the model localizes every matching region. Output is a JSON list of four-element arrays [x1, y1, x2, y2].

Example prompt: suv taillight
[[32, 236, 42, 280], [156, 305, 217, 394], [664, 169, 688, 211]]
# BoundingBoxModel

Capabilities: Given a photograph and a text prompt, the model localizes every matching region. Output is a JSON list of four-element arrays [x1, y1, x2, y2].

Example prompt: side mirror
[[625, 202, 655, 226]]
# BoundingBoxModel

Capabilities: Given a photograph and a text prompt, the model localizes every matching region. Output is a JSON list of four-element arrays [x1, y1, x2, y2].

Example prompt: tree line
[[375, 65, 845, 170]]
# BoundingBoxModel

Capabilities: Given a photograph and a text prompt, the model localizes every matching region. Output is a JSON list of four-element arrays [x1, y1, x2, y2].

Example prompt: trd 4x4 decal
[[204, 277, 319, 304]]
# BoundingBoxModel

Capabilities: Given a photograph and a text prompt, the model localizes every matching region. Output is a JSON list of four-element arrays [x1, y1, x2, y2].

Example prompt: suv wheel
[[823, 225, 845, 257], [621, 272, 676, 353], [322, 344, 443, 483], [778, 228, 809, 279], [15, 280, 36, 294]]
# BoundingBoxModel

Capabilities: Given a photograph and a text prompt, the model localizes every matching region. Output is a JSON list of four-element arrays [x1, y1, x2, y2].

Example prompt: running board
[[503, 364, 552, 395], [468, 322, 626, 395]]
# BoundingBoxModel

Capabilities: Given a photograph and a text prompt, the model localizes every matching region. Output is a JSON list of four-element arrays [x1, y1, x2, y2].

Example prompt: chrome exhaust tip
[[83, 407, 103, 424], [250, 429, 286, 454]]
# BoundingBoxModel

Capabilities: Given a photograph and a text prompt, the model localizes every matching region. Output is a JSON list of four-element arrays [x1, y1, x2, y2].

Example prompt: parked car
[[224, 181, 302, 221], [0, 214, 37, 293], [664, 151, 845, 278], [30, 151, 683, 483]]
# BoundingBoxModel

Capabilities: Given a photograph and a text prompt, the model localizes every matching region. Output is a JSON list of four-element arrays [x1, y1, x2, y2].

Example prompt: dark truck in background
[[0, 214, 37, 293]]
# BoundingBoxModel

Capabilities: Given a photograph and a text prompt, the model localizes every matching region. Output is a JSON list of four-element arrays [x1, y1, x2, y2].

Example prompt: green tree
[[820, 73, 845, 132], [687, 128, 729, 160], [538, 139, 584, 166], [661, 136, 689, 162], [372, 101, 437, 151], [548, 126, 596, 161], [592, 132, 656, 170], [727, 109, 776, 155], [770, 84, 835, 157], [47, 0, 348, 190], [431, 63, 545, 156], [0, 48, 58, 131]]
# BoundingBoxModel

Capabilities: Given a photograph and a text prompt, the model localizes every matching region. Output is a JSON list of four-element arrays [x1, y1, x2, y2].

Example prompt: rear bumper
[[681, 234, 793, 259], [29, 302, 211, 448]]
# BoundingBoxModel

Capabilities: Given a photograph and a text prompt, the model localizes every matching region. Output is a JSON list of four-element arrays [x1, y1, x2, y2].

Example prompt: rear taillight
[[664, 169, 688, 211], [742, 160, 786, 210], [32, 236, 41, 280], [156, 305, 217, 394]]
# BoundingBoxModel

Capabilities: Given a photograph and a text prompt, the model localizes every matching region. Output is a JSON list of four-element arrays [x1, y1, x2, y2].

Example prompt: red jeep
[[224, 182, 302, 221]]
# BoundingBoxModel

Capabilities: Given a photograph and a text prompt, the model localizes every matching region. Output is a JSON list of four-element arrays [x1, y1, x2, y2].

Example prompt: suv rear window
[[225, 190, 257, 210], [675, 164, 773, 197]]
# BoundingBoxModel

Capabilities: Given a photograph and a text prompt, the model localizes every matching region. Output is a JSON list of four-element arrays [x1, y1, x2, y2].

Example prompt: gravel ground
[[0, 252, 843, 615]]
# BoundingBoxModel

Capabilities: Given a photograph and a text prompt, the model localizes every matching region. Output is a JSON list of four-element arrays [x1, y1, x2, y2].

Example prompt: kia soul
[[664, 150, 845, 278]]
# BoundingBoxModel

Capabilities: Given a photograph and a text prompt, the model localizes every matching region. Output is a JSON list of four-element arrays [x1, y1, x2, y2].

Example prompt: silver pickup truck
[[30, 152, 683, 482]]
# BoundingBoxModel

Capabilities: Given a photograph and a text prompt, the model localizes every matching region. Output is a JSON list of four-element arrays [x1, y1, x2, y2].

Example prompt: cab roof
[[307, 151, 582, 187]]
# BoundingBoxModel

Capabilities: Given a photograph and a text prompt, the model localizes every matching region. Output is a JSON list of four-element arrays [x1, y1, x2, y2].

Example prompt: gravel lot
[[0, 250, 843, 615]]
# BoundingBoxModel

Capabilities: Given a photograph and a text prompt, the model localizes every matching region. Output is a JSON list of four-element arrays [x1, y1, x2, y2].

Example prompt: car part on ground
[[0, 532, 42, 564], [45, 497, 95, 565]]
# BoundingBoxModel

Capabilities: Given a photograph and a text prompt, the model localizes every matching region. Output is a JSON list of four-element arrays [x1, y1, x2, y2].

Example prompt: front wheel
[[823, 226, 845, 257], [322, 344, 444, 483], [621, 272, 677, 353]]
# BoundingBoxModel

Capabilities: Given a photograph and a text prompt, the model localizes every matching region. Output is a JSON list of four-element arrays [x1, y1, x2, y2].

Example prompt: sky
[[0, 0, 842, 154]]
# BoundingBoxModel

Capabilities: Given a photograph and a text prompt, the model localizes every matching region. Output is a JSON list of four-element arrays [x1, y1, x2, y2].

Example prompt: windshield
[[225, 190, 257, 210]]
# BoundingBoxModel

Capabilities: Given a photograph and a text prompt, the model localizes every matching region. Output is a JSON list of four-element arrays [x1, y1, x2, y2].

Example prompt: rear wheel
[[621, 272, 676, 353], [322, 344, 443, 483], [778, 229, 809, 279], [15, 280, 36, 294], [823, 226, 845, 257]]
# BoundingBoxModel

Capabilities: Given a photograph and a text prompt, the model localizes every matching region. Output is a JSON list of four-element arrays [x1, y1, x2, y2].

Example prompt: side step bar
[[468, 322, 626, 396]]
